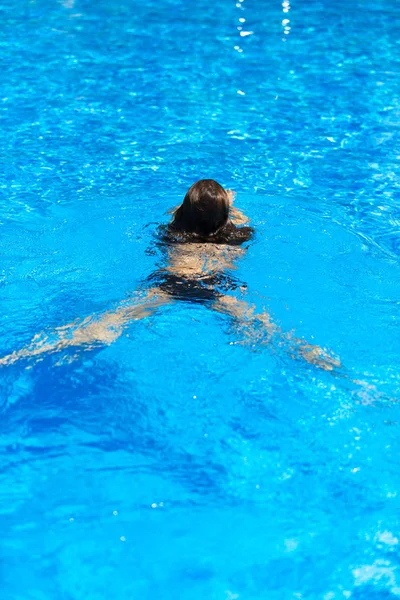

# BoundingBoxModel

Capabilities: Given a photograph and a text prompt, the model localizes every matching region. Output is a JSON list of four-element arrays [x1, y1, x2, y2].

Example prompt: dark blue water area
[[1, 0, 400, 597]]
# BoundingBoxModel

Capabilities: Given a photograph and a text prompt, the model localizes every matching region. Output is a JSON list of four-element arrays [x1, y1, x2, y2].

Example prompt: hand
[[230, 206, 250, 225], [226, 189, 236, 205]]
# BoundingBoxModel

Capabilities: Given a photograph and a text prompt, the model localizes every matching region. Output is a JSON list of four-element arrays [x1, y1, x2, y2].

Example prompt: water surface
[[1, 0, 400, 598]]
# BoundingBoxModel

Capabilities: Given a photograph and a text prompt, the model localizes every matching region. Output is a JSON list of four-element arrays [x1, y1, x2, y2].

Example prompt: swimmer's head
[[172, 179, 230, 236]]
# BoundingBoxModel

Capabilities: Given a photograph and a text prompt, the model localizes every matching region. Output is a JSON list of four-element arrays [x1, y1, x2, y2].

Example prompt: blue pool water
[[1, 0, 400, 597]]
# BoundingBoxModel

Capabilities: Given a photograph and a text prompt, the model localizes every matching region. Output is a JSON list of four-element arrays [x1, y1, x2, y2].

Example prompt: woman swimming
[[0, 179, 339, 370]]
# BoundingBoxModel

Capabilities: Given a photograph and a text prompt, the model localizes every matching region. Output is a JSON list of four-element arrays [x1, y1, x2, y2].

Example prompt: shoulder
[[156, 221, 254, 246]]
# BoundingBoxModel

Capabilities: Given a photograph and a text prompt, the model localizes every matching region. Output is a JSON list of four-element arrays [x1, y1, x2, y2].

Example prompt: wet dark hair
[[160, 179, 254, 246], [171, 179, 230, 236]]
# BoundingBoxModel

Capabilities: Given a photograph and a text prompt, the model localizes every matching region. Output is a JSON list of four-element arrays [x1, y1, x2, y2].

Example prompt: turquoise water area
[[1, 0, 400, 598]]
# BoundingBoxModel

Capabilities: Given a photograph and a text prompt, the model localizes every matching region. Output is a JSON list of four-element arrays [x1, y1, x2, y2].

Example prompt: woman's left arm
[[226, 189, 250, 225]]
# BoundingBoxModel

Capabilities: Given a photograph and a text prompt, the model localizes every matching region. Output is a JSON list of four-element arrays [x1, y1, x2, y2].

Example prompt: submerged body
[[151, 218, 250, 303], [0, 181, 339, 371]]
